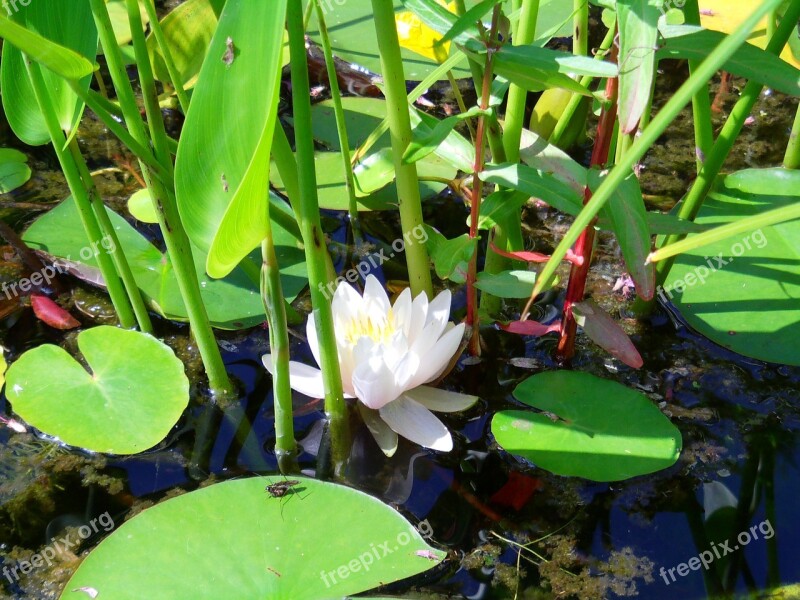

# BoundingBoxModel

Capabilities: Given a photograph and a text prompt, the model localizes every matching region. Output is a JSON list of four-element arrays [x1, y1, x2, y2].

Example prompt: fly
[[222, 37, 236, 67]]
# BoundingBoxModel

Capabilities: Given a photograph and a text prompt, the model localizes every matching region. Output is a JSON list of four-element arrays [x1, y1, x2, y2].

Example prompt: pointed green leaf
[[617, 0, 661, 133]]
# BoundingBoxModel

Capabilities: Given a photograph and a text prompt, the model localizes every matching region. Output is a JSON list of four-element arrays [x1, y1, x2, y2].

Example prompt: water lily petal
[[332, 280, 364, 325], [411, 322, 465, 387], [352, 356, 401, 410], [358, 403, 399, 457], [404, 385, 479, 412], [262, 355, 325, 399], [379, 396, 453, 452], [391, 287, 413, 337], [407, 291, 429, 346], [306, 311, 322, 369], [425, 288, 452, 340], [363, 274, 391, 319]]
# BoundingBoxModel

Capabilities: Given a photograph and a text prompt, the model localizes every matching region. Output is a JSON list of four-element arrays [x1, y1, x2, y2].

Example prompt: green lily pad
[[0, 148, 31, 193], [664, 168, 800, 366], [492, 371, 682, 481], [61, 477, 445, 599], [22, 197, 307, 330], [6, 326, 189, 454]]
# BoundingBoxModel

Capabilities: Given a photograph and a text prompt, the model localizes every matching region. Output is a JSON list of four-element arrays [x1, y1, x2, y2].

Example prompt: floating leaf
[[22, 197, 306, 330], [0, 147, 31, 193], [30, 294, 80, 330], [6, 326, 189, 454], [61, 477, 444, 599], [492, 371, 682, 481], [475, 270, 538, 298], [127, 188, 158, 223], [664, 168, 800, 366]]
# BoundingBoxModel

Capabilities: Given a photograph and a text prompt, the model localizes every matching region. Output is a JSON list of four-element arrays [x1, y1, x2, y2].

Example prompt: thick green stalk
[[573, 0, 588, 57], [142, 0, 190, 113], [370, 0, 433, 299], [654, 0, 800, 284], [68, 138, 154, 333], [522, 0, 788, 315], [502, 0, 539, 162], [684, 0, 715, 169], [24, 59, 136, 329], [90, 0, 232, 394], [783, 102, 800, 168], [313, 0, 360, 229], [261, 232, 297, 473], [287, 0, 347, 431]]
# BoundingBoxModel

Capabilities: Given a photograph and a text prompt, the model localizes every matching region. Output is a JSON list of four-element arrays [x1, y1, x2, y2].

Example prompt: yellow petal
[[698, 0, 800, 69], [395, 1, 456, 63]]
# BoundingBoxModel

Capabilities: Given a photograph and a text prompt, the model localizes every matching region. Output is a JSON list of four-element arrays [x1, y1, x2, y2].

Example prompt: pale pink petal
[[403, 385, 479, 413], [379, 396, 453, 452], [358, 403, 399, 457], [262, 355, 325, 399]]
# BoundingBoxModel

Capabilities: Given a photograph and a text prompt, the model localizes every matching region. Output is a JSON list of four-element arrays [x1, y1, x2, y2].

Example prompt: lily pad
[[61, 476, 445, 599], [6, 326, 189, 454], [0, 148, 31, 193], [492, 371, 682, 481], [664, 168, 800, 366], [22, 197, 307, 330]]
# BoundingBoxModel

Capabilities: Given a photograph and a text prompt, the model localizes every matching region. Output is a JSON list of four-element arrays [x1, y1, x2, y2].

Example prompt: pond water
[[0, 47, 799, 600]]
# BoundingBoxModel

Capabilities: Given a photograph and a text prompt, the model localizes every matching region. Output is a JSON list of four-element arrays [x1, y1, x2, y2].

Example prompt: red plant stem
[[555, 50, 619, 363], [466, 6, 501, 356]]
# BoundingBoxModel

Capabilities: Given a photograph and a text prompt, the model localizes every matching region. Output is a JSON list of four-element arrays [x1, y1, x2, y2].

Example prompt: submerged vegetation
[[0, 0, 798, 598]]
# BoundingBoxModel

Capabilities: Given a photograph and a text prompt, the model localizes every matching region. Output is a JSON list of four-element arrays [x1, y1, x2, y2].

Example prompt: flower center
[[343, 310, 395, 345]]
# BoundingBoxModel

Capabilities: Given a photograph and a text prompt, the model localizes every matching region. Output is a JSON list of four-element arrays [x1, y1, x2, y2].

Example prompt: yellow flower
[[395, 1, 457, 63]]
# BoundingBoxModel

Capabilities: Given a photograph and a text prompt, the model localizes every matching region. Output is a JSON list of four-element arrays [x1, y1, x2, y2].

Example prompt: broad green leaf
[[105, 0, 149, 46], [61, 477, 444, 599], [0, 147, 31, 193], [436, 0, 502, 46], [664, 168, 800, 366], [518, 126, 588, 193], [127, 188, 158, 223], [480, 164, 584, 215], [6, 326, 189, 454], [492, 371, 682, 481], [423, 225, 476, 281], [658, 27, 800, 96], [0, 3, 98, 145], [617, 0, 661, 133], [590, 168, 655, 301], [410, 107, 476, 173], [22, 197, 307, 330], [475, 269, 538, 298], [146, 0, 226, 88], [477, 190, 529, 230], [175, 0, 287, 278]]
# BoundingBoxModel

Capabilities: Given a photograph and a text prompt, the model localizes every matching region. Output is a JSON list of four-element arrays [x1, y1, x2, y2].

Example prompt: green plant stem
[[783, 101, 800, 168], [522, 0, 787, 316], [90, 0, 232, 394], [142, 0, 190, 113], [68, 138, 154, 333], [287, 0, 347, 449], [313, 0, 360, 232], [24, 59, 136, 329], [550, 22, 616, 146], [653, 0, 800, 285], [684, 0, 715, 169], [573, 0, 588, 57], [446, 71, 476, 140], [370, 0, 433, 298], [261, 232, 297, 473]]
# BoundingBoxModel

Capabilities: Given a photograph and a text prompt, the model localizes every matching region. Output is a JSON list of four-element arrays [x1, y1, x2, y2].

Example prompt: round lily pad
[[665, 168, 800, 366], [61, 477, 445, 599], [492, 371, 682, 481], [6, 326, 189, 454]]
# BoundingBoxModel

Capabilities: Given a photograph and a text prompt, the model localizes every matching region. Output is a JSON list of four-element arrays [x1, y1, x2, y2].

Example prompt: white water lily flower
[[262, 275, 478, 456]]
